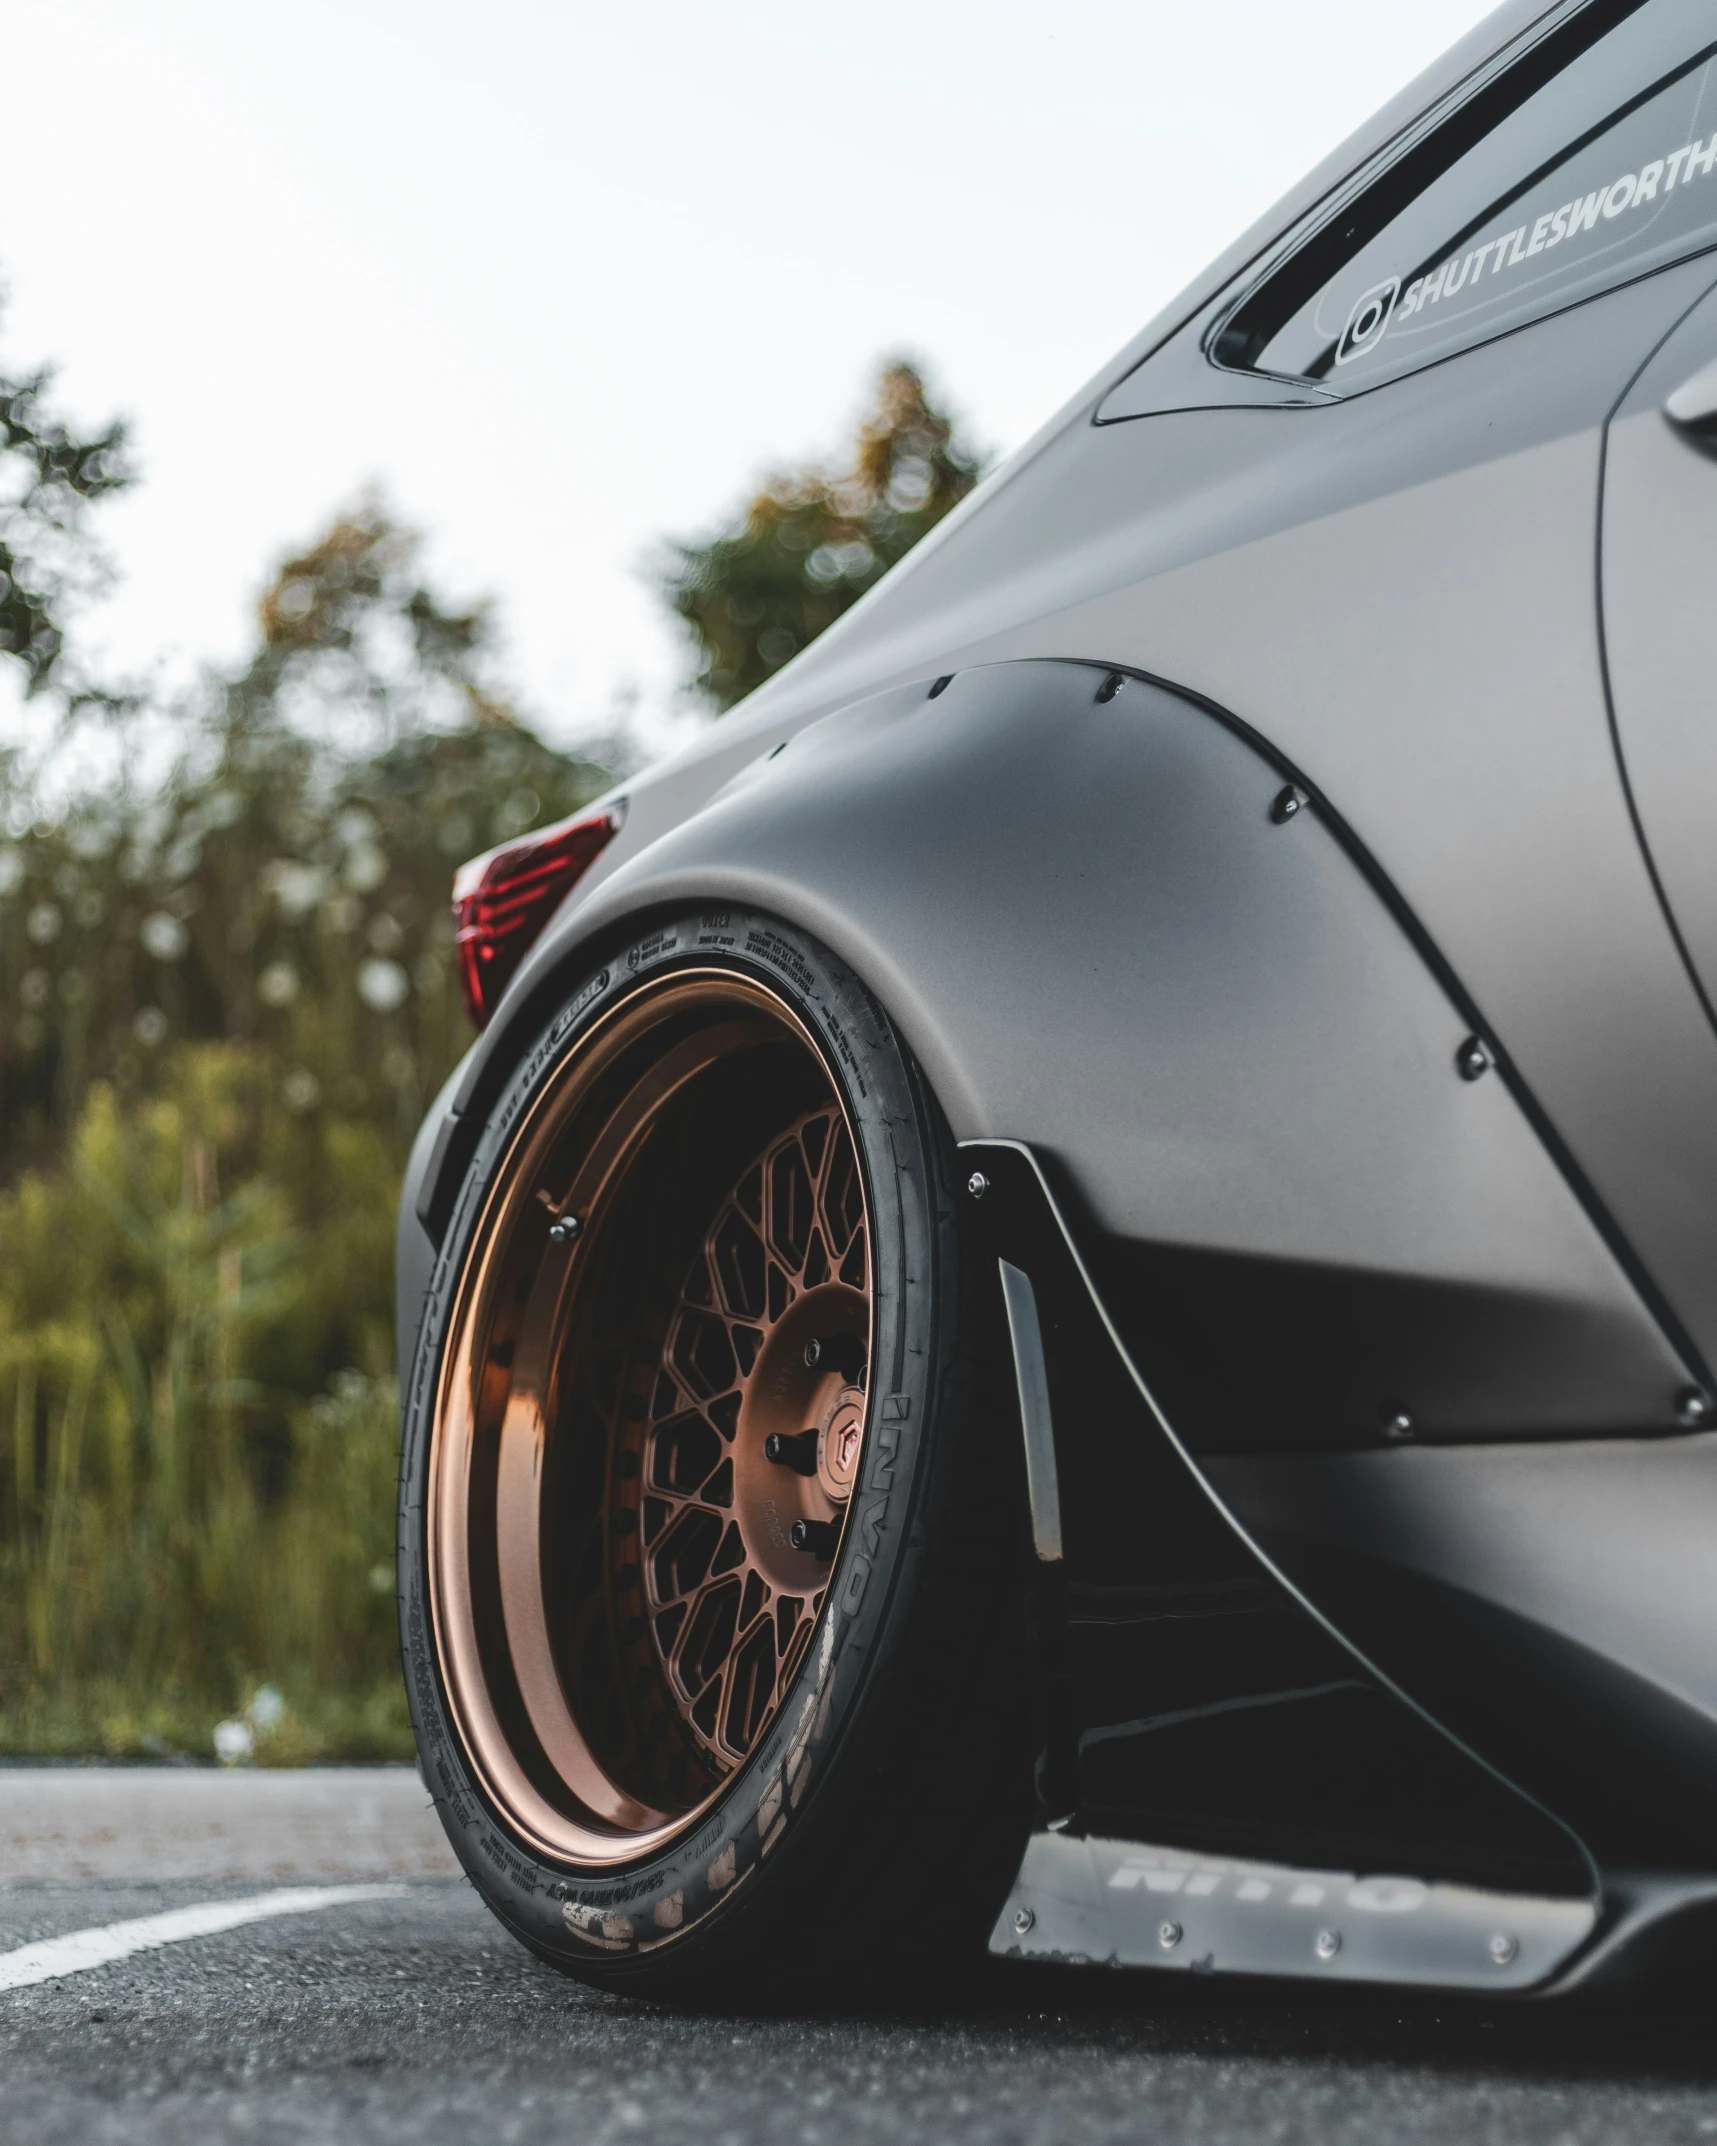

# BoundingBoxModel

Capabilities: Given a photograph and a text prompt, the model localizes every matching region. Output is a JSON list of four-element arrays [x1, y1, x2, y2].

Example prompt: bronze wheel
[[428, 970, 873, 1863], [403, 912, 1026, 1990]]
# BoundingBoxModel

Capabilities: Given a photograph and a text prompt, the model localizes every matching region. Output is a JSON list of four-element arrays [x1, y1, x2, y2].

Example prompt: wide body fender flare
[[400, 656, 1717, 1890], [429, 655, 1691, 1446]]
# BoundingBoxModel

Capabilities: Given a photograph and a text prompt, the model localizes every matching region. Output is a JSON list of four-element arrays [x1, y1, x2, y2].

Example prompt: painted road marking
[[0, 1885, 408, 1992]]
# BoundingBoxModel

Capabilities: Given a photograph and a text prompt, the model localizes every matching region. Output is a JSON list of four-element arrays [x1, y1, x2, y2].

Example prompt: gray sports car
[[395, 0, 1717, 1997]]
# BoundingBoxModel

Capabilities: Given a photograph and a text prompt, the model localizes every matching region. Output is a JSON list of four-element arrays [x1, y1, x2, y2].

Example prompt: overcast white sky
[[0, 0, 1500, 757]]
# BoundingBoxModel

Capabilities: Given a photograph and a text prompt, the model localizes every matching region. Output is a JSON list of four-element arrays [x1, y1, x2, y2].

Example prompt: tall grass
[[0, 1050, 409, 1758]]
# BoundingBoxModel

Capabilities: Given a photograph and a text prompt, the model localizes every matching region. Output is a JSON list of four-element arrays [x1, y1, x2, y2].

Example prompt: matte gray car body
[[401, 0, 1717, 1986]]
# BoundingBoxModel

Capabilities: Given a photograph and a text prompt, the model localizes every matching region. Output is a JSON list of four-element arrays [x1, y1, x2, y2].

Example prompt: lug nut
[[1012, 1907, 1035, 1935], [1314, 1928, 1342, 1960], [966, 1171, 989, 1200], [549, 1214, 581, 1246], [1157, 1920, 1181, 1950], [1382, 1406, 1415, 1443], [790, 1517, 840, 1558], [1488, 1931, 1518, 1966], [1456, 1035, 1492, 1082], [764, 1428, 820, 1476], [803, 1334, 867, 1382], [1678, 1386, 1713, 1427]]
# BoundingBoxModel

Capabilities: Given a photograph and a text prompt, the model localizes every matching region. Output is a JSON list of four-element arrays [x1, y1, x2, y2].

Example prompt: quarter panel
[[522, 658, 1689, 1441], [658, 260, 1717, 1374], [1208, 1435, 1717, 1865], [1600, 280, 1717, 1028]]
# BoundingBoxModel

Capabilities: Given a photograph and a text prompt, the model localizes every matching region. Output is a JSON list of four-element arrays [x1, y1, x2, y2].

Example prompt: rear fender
[[422, 657, 1694, 1450]]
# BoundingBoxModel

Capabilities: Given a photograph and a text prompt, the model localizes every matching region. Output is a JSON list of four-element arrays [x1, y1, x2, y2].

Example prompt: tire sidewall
[[398, 905, 949, 1974]]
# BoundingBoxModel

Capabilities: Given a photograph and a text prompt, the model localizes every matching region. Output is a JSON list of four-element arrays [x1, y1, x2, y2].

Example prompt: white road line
[[0, 1884, 408, 1992]]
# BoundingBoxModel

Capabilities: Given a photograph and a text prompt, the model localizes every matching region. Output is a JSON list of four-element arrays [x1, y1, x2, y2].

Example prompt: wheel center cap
[[818, 1389, 866, 1504], [730, 1282, 869, 1594]]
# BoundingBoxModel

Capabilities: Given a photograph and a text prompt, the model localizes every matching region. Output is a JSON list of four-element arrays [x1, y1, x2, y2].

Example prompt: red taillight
[[452, 803, 624, 1027]]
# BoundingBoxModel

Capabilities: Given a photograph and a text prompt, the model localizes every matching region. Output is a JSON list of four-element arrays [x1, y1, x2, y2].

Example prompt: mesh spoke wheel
[[427, 972, 874, 1863], [632, 1102, 870, 1765]]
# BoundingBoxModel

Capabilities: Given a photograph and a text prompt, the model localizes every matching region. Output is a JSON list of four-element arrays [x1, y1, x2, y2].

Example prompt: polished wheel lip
[[427, 965, 874, 1869]]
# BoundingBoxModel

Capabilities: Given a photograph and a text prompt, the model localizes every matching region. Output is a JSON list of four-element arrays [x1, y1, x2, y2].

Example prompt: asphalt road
[[3, 1770, 1717, 2145]]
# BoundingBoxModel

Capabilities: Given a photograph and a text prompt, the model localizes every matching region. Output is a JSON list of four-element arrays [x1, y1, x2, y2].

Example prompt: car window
[[1217, 0, 1717, 391]]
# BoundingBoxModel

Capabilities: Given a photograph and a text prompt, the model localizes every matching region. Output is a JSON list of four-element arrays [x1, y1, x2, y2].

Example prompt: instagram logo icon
[[1335, 277, 1401, 366]]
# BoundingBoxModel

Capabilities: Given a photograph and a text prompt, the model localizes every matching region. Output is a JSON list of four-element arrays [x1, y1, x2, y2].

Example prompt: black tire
[[398, 907, 1029, 1994]]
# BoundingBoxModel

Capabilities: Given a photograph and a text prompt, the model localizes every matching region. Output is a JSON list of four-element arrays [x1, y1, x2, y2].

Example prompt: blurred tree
[[0, 308, 131, 702], [0, 497, 611, 1185], [0, 497, 615, 1757], [238, 496, 521, 746], [664, 360, 984, 711]]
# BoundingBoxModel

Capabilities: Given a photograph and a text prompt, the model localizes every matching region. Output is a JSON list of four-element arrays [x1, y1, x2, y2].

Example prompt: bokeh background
[[0, 0, 1496, 1761]]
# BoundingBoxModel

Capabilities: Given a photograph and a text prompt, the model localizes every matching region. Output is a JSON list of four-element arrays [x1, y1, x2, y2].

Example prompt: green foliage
[[0, 307, 132, 703], [0, 501, 610, 1187], [0, 498, 614, 1757], [665, 361, 984, 711], [0, 1050, 409, 1757]]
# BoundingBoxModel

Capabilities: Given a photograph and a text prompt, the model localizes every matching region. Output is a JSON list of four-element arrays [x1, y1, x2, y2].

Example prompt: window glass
[[1220, 1, 1717, 389]]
